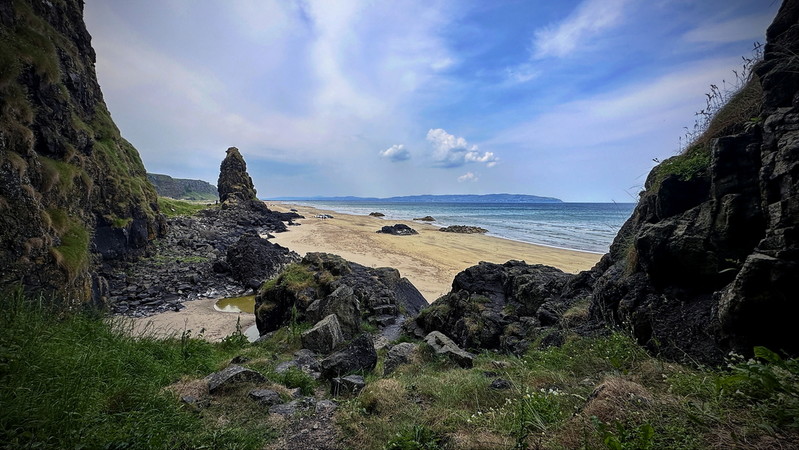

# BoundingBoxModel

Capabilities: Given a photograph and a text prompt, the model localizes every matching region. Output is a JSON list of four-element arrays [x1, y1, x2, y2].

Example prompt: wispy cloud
[[457, 172, 478, 182], [426, 128, 498, 168], [380, 144, 411, 162], [532, 0, 630, 59], [683, 11, 773, 44]]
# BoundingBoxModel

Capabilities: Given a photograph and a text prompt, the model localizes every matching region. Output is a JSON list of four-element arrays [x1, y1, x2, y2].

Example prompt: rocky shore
[[103, 148, 302, 317]]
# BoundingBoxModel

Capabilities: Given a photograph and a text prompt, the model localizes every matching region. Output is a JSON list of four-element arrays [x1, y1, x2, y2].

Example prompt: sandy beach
[[269, 203, 601, 301], [126, 203, 602, 341]]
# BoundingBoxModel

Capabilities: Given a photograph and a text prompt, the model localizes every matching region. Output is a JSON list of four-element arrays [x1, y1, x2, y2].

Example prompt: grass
[[52, 218, 90, 280], [1, 286, 796, 448], [0, 290, 272, 449], [157, 196, 210, 217]]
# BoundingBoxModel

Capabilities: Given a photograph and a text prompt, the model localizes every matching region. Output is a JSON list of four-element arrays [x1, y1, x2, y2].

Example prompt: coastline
[[268, 202, 602, 302]]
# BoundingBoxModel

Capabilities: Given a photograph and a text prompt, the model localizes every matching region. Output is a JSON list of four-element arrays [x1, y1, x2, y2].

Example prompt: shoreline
[[268, 202, 602, 303], [278, 200, 624, 255]]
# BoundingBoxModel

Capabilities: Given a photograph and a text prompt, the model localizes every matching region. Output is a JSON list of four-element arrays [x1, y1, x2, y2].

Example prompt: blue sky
[[84, 0, 778, 202]]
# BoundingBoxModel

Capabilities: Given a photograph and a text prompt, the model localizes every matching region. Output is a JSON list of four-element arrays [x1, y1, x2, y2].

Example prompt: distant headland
[[269, 193, 563, 203]]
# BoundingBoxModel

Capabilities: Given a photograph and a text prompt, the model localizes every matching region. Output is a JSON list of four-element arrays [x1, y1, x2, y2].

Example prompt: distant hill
[[147, 173, 217, 201], [270, 193, 562, 203]]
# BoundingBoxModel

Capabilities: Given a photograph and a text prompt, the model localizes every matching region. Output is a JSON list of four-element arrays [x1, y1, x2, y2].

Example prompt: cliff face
[[0, 0, 165, 303], [588, 0, 799, 363], [147, 173, 217, 201]]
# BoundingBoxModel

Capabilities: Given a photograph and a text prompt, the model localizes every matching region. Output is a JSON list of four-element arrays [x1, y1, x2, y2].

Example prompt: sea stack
[[217, 147, 257, 203]]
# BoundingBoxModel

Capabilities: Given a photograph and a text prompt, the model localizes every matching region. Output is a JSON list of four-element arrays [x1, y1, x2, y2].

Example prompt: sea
[[283, 201, 636, 254]]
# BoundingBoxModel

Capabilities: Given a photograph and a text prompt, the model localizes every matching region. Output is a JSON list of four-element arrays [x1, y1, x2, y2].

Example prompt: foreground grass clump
[[338, 332, 798, 449], [0, 291, 270, 449], [157, 196, 212, 217]]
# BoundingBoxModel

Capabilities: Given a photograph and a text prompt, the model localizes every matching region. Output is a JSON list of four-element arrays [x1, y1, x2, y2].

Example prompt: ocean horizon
[[273, 200, 635, 254]]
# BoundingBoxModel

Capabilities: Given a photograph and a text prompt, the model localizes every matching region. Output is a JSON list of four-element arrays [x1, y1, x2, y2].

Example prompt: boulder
[[320, 333, 378, 379], [377, 224, 418, 236], [310, 286, 362, 339], [423, 331, 475, 368], [255, 253, 427, 337], [414, 216, 436, 222], [217, 147, 257, 203], [206, 365, 266, 394], [383, 342, 419, 376], [331, 375, 366, 396], [226, 232, 299, 290], [369, 212, 385, 217], [302, 314, 345, 354]]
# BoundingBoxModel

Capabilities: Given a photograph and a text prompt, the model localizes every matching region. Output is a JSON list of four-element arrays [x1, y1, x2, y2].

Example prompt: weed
[[385, 425, 444, 449], [594, 418, 655, 450]]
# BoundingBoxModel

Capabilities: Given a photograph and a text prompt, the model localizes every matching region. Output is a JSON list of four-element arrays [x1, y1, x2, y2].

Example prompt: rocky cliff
[[412, 0, 799, 365], [0, 0, 165, 303], [147, 173, 217, 201]]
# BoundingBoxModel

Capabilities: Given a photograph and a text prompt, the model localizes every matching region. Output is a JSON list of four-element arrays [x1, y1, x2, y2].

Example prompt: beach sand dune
[[125, 203, 602, 341]]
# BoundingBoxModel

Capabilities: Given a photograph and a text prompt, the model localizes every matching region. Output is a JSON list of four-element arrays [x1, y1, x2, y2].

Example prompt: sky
[[83, 0, 779, 202]]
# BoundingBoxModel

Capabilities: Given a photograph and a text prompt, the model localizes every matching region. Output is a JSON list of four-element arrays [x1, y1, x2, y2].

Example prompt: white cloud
[[457, 172, 478, 182], [683, 11, 773, 44], [532, 0, 630, 59], [426, 128, 498, 168], [380, 144, 411, 162]]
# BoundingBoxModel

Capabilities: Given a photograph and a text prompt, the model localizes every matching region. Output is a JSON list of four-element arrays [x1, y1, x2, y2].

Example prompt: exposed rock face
[[586, 1, 799, 363], [411, 261, 579, 353], [423, 331, 475, 368], [254, 252, 428, 337], [319, 333, 378, 379], [217, 147, 257, 203], [147, 173, 217, 201], [302, 314, 345, 355], [226, 232, 300, 290], [0, 0, 165, 302]]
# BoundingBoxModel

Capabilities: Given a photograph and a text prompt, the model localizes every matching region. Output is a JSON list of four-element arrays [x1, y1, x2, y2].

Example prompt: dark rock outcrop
[[439, 225, 488, 234], [301, 314, 345, 355], [412, 261, 578, 353], [369, 212, 385, 217], [217, 147, 257, 203], [320, 333, 378, 379], [330, 375, 366, 396], [226, 232, 299, 290], [383, 342, 419, 376], [147, 173, 217, 201], [0, 0, 166, 302], [377, 224, 418, 236], [414, 216, 436, 222], [254, 252, 428, 337]]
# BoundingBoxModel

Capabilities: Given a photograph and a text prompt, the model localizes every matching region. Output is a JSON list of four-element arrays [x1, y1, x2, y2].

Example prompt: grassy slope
[[1, 290, 795, 449]]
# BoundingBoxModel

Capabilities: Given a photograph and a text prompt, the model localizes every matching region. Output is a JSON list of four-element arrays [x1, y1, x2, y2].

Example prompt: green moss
[[53, 217, 89, 279]]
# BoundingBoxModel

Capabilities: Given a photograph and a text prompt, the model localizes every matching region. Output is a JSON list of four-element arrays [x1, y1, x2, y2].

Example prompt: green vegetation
[[0, 290, 272, 449], [52, 218, 89, 280], [648, 144, 711, 191], [2, 289, 795, 449], [261, 263, 316, 292], [157, 196, 209, 217]]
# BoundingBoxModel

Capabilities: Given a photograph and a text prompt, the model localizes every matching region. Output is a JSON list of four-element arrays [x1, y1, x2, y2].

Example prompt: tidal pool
[[213, 295, 255, 314]]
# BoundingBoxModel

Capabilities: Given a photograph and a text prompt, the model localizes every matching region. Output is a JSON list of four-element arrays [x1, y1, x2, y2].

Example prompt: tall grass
[[0, 290, 263, 449]]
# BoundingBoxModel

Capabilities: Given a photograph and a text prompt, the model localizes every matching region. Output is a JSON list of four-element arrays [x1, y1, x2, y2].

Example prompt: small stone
[[330, 375, 366, 396], [248, 389, 282, 406], [490, 378, 512, 390], [423, 331, 475, 368]]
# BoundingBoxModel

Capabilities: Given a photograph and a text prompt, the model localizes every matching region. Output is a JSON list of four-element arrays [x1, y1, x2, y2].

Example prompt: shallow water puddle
[[213, 295, 255, 314]]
